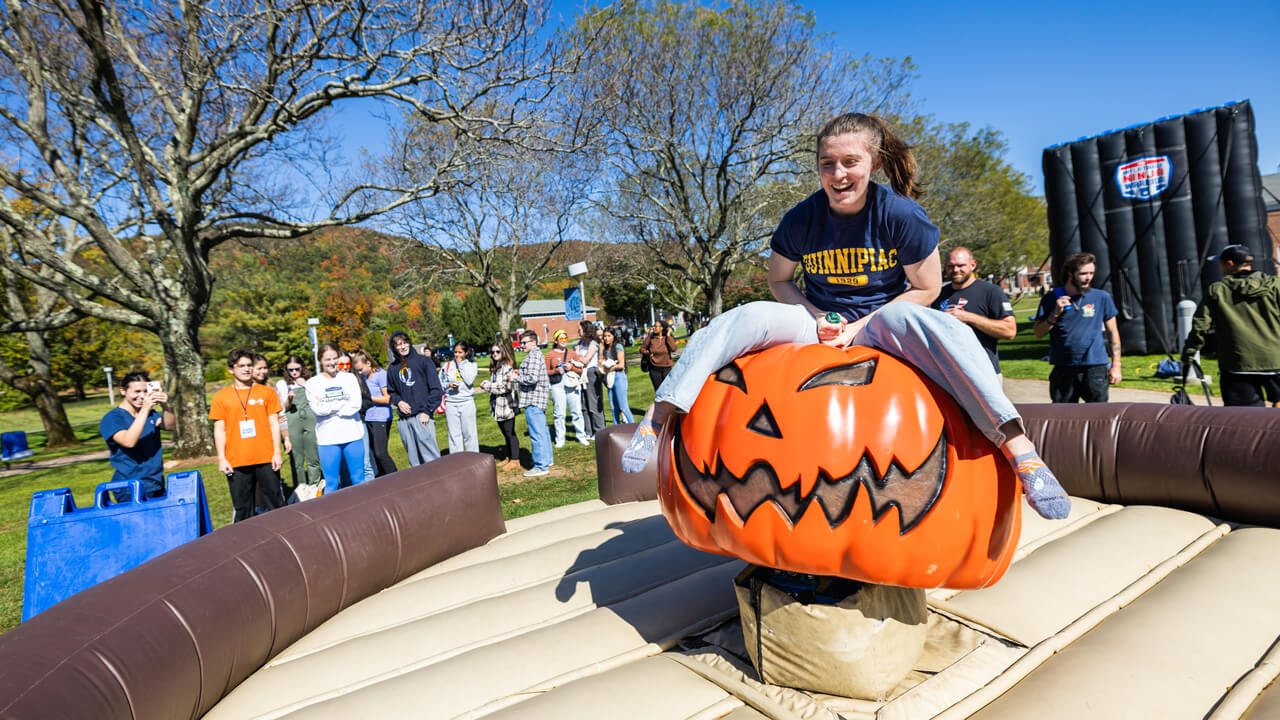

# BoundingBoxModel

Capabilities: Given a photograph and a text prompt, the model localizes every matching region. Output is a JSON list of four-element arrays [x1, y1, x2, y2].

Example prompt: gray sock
[[1012, 451, 1070, 520], [621, 417, 662, 473]]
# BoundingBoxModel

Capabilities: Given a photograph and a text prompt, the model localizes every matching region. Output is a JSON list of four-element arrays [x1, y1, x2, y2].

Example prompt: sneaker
[[578, 437, 591, 446], [523, 467, 550, 477], [554, 441, 565, 449]]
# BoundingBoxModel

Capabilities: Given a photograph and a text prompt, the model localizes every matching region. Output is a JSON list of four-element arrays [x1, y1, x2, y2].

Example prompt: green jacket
[[1184, 271, 1280, 372]]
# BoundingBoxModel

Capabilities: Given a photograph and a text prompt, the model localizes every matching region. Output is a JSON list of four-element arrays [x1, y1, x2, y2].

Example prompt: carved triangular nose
[[746, 401, 782, 438]]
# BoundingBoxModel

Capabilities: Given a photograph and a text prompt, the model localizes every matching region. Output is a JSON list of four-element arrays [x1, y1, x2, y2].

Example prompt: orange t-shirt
[[209, 383, 282, 468]]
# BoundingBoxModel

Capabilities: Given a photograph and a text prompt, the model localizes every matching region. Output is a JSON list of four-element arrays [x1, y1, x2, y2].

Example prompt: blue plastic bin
[[22, 471, 212, 621], [1, 431, 34, 462]]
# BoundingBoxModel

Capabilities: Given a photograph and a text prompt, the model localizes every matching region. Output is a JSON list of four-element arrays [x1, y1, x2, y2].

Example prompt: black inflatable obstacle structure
[[1042, 100, 1273, 355]]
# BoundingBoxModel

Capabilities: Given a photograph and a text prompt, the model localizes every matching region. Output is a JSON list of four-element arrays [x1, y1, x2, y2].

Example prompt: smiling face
[[319, 349, 340, 376], [602, 329, 616, 346], [393, 336, 412, 358], [230, 356, 254, 385], [251, 358, 269, 384], [818, 132, 880, 217], [946, 249, 976, 287], [122, 380, 150, 411]]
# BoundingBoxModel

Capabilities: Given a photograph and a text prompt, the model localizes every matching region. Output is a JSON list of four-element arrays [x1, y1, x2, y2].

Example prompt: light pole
[[307, 318, 320, 374], [567, 262, 589, 323], [103, 367, 114, 406], [646, 283, 656, 326]]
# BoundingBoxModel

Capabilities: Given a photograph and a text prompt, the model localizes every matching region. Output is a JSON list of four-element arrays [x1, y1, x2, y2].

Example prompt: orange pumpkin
[[657, 343, 1021, 589]]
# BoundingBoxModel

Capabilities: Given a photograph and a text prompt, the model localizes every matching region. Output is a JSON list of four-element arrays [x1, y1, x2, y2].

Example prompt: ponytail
[[815, 113, 923, 200]]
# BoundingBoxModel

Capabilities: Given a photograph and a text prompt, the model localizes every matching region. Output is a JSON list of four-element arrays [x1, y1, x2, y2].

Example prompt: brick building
[[1264, 172, 1280, 271], [518, 299, 599, 344]]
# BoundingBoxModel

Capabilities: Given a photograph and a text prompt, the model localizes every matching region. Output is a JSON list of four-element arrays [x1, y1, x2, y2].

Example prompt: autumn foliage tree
[[0, 0, 563, 456]]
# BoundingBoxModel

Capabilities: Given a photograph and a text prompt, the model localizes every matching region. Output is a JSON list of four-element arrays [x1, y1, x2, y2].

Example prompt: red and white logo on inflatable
[[1115, 156, 1171, 200]]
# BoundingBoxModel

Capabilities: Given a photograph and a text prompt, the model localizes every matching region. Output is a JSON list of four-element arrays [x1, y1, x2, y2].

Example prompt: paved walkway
[[0, 442, 178, 480], [1001, 377, 1213, 406]]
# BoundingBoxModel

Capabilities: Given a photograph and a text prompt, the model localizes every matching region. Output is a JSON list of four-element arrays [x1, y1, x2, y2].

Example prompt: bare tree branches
[[0, 0, 560, 455], [569, 0, 914, 316], [389, 120, 594, 332]]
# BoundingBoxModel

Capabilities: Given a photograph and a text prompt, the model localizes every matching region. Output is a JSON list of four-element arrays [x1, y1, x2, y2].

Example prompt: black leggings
[[648, 364, 672, 391], [365, 420, 397, 477], [497, 417, 520, 461]]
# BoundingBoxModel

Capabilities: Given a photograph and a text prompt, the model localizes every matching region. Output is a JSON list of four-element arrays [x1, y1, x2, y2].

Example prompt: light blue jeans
[[524, 406, 553, 470], [608, 372, 635, 424], [655, 301, 1021, 447], [318, 439, 366, 495], [548, 381, 568, 445]]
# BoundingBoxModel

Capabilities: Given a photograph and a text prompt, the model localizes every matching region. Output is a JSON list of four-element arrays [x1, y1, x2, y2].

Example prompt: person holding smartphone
[[99, 371, 176, 503]]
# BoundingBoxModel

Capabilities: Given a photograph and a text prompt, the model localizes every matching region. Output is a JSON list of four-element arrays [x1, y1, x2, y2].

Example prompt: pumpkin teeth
[[674, 422, 947, 535]]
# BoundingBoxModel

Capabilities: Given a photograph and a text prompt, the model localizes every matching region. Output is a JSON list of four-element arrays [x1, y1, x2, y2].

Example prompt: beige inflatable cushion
[[935, 506, 1216, 644], [970, 528, 1280, 719]]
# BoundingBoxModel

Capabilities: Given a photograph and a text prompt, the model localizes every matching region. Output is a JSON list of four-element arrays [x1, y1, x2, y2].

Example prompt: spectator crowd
[[99, 243, 1279, 522], [100, 320, 677, 521]]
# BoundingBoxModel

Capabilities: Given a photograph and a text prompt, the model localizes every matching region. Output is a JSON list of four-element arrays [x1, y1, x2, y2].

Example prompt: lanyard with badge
[[234, 386, 257, 439]]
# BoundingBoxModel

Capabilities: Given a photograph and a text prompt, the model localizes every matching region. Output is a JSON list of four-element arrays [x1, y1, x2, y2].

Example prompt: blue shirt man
[[1033, 252, 1122, 403]]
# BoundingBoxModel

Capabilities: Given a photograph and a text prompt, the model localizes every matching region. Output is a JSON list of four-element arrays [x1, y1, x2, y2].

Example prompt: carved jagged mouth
[[675, 422, 947, 535]]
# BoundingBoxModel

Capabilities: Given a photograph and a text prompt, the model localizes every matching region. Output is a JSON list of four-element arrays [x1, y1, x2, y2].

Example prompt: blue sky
[[332, 0, 1279, 198], [798, 0, 1279, 192]]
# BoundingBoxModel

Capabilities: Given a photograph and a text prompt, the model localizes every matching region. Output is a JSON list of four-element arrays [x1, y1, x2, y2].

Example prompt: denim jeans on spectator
[[608, 371, 635, 424], [524, 405, 553, 471]]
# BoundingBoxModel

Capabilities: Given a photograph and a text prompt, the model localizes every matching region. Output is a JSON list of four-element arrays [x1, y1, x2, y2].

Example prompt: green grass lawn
[[0, 391, 122, 462], [0, 362, 658, 633]]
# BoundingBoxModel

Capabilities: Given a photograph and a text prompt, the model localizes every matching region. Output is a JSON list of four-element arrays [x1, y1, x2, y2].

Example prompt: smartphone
[[146, 381, 162, 393]]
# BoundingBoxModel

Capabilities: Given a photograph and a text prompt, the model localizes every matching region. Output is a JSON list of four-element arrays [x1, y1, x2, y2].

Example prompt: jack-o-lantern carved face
[[658, 343, 1021, 590]]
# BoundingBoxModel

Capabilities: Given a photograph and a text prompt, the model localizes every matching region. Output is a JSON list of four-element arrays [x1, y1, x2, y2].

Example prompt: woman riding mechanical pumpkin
[[623, 112, 1069, 521]]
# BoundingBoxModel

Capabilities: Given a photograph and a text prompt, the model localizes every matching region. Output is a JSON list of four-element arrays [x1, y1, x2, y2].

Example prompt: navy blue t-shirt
[[1034, 288, 1118, 366], [933, 280, 1014, 373], [770, 184, 940, 320], [99, 407, 165, 494]]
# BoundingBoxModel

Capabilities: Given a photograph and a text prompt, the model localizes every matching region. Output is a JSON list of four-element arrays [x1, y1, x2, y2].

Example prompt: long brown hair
[[489, 343, 514, 372], [816, 113, 923, 199]]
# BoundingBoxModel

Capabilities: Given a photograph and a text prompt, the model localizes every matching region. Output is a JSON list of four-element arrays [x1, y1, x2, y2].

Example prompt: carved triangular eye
[[798, 359, 877, 391], [746, 401, 782, 438], [715, 362, 747, 393]]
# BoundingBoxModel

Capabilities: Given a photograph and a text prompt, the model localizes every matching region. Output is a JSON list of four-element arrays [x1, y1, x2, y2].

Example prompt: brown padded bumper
[[1018, 403, 1280, 526], [0, 452, 505, 720], [596, 423, 657, 505], [598, 406, 1280, 528]]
